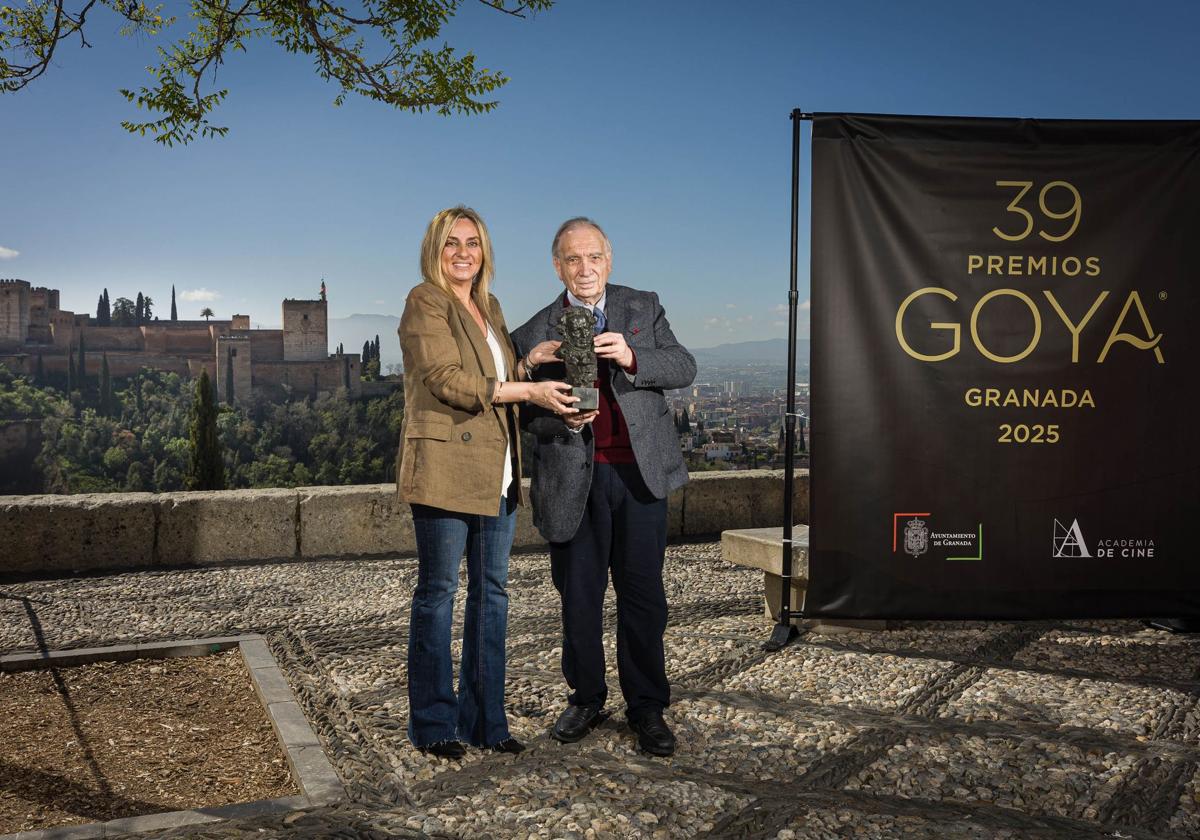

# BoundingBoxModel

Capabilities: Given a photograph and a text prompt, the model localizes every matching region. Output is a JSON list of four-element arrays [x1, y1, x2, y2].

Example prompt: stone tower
[[0, 279, 31, 351], [282, 299, 327, 361]]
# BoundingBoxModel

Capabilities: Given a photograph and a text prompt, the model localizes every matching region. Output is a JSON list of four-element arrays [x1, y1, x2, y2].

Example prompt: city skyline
[[3, 1, 1198, 348]]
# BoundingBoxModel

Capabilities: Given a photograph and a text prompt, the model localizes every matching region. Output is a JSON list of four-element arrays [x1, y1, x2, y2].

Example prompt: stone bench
[[721, 525, 888, 634]]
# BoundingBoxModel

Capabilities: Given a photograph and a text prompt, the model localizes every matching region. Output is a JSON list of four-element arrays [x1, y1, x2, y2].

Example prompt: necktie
[[593, 307, 607, 334]]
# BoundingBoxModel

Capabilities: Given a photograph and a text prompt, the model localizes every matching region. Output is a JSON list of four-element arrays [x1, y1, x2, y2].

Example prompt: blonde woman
[[397, 206, 573, 758]]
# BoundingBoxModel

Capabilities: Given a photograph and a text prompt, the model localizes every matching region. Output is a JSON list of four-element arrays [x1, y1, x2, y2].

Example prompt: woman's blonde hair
[[420, 206, 495, 318]]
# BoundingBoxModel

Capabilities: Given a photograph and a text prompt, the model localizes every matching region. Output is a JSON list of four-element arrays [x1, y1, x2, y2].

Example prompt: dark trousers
[[549, 461, 669, 720]]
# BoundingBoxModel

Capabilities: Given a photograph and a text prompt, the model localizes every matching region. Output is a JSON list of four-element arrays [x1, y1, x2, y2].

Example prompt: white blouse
[[484, 324, 514, 499]]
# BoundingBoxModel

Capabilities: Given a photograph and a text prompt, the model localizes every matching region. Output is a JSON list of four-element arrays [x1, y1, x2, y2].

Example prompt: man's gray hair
[[551, 217, 612, 259]]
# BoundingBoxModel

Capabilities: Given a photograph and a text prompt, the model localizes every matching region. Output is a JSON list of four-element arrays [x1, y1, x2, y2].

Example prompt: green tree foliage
[[135, 292, 145, 326], [361, 337, 381, 380], [1, 363, 403, 494], [0, 364, 67, 419], [1, 0, 553, 145], [99, 352, 112, 417], [170, 285, 178, 321], [95, 288, 111, 325], [188, 369, 224, 490], [111, 296, 137, 326], [200, 307, 214, 321]]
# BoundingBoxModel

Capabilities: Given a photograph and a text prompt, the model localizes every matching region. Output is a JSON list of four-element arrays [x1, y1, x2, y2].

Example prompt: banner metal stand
[[765, 108, 812, 653]]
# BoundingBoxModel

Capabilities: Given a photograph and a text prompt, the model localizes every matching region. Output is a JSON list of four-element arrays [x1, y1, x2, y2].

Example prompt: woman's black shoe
[[418, 740, 466, 759], [488, 737, 525, 754]]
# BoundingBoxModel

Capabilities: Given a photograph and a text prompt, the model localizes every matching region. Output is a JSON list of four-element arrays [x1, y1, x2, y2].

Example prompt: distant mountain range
[[691, 338, 810, 366], [325, 315, 809, 371]]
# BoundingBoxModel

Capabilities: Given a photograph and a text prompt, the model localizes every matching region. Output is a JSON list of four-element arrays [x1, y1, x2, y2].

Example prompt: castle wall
[[0, 280, 31, 351], [27, 325, 53, 343], [1, 351, 195, 378], [1, 284, 368, 405], [90, 352, 193, 377], [216, 335, 253, 405], [249, 330, 285, 362], [28, 287, 59, 334], [142, 325, 215, 355], [344, 355, 362, 398], [282, 299, 327, 361], [253, 358, 350, 400], [187, 359, 217, 381], [80, 326, 145, 352], [50, 311, 76, 350], [29, 287, 59, 312]]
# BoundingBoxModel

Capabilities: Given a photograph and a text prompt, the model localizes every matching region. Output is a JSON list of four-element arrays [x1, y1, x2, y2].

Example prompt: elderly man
[[513, 217, 696, 756]]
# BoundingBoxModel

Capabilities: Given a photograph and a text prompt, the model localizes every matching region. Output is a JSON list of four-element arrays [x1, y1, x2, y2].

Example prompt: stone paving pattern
[[2, 541, 1199, 839]]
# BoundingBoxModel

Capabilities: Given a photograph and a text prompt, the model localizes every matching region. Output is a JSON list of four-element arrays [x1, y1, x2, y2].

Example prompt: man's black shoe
[[488, 737, 525, 754], [628, 711, 676, 757], [417, 740, 466, 759], [551, 703, 605, 743]]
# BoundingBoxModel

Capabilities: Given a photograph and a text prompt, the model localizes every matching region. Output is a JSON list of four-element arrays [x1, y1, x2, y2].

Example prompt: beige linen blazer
[[395, 282, 523, 516]]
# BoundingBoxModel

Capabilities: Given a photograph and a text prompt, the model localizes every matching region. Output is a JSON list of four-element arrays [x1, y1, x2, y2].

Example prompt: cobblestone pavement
[[3, 541, 1200, 839]]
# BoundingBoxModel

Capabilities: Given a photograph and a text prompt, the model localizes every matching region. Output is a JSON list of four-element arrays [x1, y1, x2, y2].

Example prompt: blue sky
[[2, 0, 1198, 348]]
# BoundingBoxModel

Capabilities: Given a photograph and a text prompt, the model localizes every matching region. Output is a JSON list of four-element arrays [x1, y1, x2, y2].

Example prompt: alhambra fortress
[[0, 278, 363, 401]]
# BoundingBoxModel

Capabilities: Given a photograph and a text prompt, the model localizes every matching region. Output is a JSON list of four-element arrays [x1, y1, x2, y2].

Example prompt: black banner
[[808, 113, 1200, 619]]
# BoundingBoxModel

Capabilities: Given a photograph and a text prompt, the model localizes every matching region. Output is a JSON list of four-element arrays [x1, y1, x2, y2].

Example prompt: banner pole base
[[763, 622, 800, 652]]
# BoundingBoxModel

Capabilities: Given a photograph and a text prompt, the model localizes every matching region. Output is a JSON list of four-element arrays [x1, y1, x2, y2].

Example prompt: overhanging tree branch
[[1, 0, 552, 143]]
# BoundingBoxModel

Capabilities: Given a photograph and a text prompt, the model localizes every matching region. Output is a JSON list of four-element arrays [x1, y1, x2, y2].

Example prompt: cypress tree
[[188, 369, 225, 490], [170, 285, 178, 321], [99, 353, 112, 417], [135, 292, 145, 326], [67, 347, 76, 392], [362, 340, 370, 361], [97, 289, 111, 326], [77, 334, 86, 385], [225, 348, 235, 404]]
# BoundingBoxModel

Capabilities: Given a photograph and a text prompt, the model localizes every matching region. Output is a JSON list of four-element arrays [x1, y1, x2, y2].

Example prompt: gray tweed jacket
[[511, 284, 697, 543]]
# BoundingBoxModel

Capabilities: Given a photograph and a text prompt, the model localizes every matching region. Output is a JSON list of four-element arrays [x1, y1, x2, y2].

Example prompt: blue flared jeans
[[407, 497, 516, 748]]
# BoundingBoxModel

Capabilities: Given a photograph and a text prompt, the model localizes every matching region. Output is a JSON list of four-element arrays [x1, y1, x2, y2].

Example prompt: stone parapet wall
[[0, 469, 810, 579]]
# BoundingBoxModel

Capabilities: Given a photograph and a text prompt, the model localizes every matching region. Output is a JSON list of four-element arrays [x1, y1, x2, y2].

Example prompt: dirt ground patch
[[0, 649, 299, 834]]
